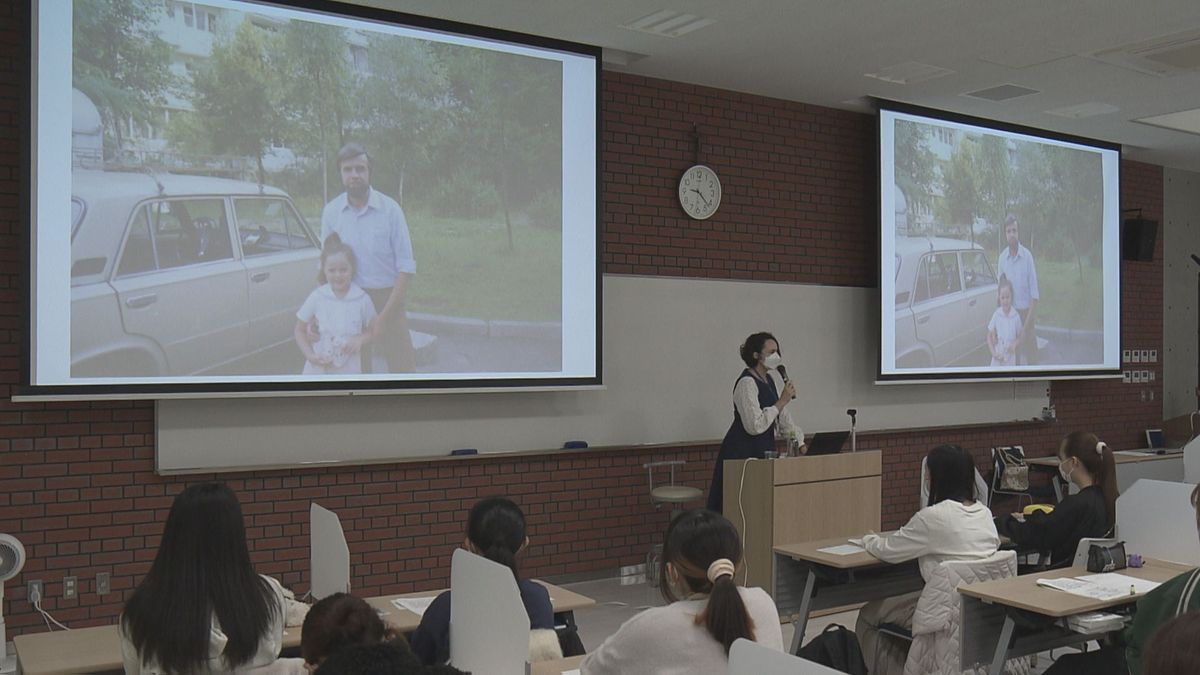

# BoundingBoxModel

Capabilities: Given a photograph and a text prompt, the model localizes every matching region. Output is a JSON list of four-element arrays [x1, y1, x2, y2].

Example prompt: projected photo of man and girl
[[892, 117, 1108, 371]]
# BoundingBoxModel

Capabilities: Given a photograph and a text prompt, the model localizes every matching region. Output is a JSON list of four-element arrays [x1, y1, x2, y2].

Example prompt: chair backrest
[[913, 550, 1017, 635], [1116, 479, 1200, 565], [1072, 537, 1119, 568], [449, 548, 529, 675], [645, 459, 685, 491], [728, 638, 843, 674], [919, 456, 990, 508]]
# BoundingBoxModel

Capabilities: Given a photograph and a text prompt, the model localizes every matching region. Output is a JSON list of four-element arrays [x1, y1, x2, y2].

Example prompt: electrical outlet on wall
[[28, 579, 43, 604], [1123, 349, 1132, 363], [96, 572, 111, 595], [1150, 350, 1157, 362], [63, 575, 77, 600], [1132, 350, 1142, 363], [1123, 371, 1132, 383]]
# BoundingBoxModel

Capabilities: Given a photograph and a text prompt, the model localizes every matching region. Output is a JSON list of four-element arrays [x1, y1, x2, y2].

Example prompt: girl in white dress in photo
[[987, 275, 1023, 368], [293, 234, 378, 375]]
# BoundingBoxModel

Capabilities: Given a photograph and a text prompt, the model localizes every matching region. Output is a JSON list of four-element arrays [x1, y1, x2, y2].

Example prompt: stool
[[644, 460, 704, 586]]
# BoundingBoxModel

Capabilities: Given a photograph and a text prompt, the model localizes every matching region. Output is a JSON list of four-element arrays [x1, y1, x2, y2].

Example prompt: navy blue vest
[[721, 368, 779, 458]]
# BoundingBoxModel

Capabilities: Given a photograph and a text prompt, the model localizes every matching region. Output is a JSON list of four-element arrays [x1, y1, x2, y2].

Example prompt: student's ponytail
[[1060, 431, 1120, 531], [466, 497, 526, 580], [660, 510, 756, 654]]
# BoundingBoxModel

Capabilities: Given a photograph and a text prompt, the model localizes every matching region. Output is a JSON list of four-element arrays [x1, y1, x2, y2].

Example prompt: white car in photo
[[70, 170, 321, 377]]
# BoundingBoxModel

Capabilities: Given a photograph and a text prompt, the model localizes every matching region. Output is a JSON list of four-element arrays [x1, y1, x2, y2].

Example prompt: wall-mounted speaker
[[1122, 218, 1158, 262]]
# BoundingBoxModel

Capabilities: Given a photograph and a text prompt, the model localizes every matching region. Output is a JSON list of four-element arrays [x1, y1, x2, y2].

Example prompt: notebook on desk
[[806, 431, 850, 456]]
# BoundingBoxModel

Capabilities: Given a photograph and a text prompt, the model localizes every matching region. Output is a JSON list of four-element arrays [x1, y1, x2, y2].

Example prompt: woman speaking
[[707, 332, 804, 513]]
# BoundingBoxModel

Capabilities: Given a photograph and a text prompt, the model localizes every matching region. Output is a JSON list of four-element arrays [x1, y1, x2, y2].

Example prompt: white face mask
[[1059, 459, 1074, 483], [763, 352, 783, 369]]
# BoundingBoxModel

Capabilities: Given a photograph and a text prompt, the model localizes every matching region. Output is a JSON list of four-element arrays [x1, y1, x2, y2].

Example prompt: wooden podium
[[723, 450, 881, 593]]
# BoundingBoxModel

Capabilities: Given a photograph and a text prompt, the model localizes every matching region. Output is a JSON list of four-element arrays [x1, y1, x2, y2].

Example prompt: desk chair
[[989, 446, 1033, 510], [644, 460, 703, 586]]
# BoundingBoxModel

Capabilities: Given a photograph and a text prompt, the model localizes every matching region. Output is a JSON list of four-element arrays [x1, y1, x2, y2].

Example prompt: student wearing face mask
[[706, 332, 804, 513], [996, 431, 1118, 568]]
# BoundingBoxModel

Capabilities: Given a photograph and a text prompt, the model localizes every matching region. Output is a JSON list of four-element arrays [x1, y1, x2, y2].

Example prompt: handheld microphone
[[776, 364, 789, 383]]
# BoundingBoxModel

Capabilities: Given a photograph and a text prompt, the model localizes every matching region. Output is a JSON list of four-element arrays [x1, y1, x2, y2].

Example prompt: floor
[[560, 575, 1076, 673]]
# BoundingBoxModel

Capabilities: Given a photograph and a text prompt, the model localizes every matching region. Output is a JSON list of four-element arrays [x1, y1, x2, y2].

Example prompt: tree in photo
[[894, 120, 939, 222], [188, 19, 286, 183], [73, 0, 177, 153]]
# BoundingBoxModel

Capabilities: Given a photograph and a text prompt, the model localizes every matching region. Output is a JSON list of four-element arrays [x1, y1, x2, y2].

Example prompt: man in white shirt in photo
[[996, 214, 1039, 365], [320, 142, 417, 372]]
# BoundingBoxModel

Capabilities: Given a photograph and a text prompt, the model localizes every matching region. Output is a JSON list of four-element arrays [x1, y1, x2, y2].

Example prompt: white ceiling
[[351, 0, 1200, 173]]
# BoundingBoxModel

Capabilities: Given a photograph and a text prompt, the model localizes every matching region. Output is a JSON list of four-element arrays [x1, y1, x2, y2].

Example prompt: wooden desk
[[958, 558, 1194, 675], [367, 580, 597, 632], [14, 582, 594, 675], [529, 654, 584, 674], [773, 534, 922, 654], [727, 451, 882, 593]]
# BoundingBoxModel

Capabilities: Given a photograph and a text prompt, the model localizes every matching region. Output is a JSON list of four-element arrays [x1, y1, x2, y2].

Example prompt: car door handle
[[124, 294, 157, 309], [917, 316, 930, 325], [251, 272, 270, 283], [969, 299, 978, 307]]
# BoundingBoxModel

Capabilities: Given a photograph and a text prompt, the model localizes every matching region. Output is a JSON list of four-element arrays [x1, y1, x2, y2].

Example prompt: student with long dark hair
[[581, 509, 783, 675], [856, 445, 1000, 675], [409, 497, 558, 666], [997, 431, 1118, 566], [120, 483, 290, 674]]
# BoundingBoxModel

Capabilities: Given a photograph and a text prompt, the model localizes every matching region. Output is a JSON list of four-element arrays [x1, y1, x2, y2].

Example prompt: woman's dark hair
[[738, 332, 778, 368], [926, 445, 977, 506], [314, 641, 465, 675], [1058, 431, 1119, 529], [122, 483, 278, 673], [302, 592, 399, 665], [658, 509, 754, 655], [1143, 611, 1200, 675], [467, 497, 527, 580], [318, 233, 358, 284]]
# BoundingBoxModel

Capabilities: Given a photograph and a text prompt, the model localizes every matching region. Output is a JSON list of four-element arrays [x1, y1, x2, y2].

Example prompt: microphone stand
[[847, 409, 858, 453], [1192, 254, 1200, 411]]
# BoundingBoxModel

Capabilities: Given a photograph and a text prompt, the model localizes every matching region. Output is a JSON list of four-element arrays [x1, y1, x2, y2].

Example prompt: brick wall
[[0, 5, 1164, 636]]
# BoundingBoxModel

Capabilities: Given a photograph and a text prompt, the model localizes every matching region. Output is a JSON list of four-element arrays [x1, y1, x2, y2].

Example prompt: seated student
[[301, 592, 403, 669], [409, 497, 560, 666], [581, 509, 783, 675], [1045, 485, 1200, 675], [120, 483, 299, 675], [856, 445, 1000, 675], [314, 642, 466, 675], [997, 431, 1117, 567]]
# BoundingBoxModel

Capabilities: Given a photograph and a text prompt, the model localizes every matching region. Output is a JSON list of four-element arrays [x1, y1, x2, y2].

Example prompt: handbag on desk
[[1086, 541, 1127, 573], [997, 446, 1029, 491]]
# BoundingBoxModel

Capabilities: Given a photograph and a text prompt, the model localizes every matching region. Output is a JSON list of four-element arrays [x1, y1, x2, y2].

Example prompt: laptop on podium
[[805, 430, 850, 456]]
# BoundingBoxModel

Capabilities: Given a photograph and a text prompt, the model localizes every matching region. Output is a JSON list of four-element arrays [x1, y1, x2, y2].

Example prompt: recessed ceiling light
[[622, 10, 716, 38], [963, 84, 1040, 102], [1045, 102, 1120, 119], [1134, 108, 1200, 136], [864, 62, 954, 85]]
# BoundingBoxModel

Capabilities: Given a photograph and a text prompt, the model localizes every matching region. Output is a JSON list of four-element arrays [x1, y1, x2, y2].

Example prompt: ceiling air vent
[[1089, 28, 1200, 76], [963, 84, 1040, 102], [621, 10, 715, 38]]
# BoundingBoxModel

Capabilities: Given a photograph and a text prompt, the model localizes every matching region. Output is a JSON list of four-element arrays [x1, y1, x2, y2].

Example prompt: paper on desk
[[391, 596, 436, 616], [1115, 450, 1157, 457], [818, 544, 866, 556], [563, 671, 581, 675], [1036, 573, 1161, 601]]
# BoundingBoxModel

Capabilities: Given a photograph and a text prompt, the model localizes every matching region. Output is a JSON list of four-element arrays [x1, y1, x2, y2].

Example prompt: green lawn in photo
[[405, 213, 563, 322], [1035, 260, 1103, 331]]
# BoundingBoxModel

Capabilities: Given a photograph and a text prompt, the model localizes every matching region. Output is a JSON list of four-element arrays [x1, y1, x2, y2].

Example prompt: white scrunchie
[[1096, 441, 1107, 455], [707, 558, 736, 583]]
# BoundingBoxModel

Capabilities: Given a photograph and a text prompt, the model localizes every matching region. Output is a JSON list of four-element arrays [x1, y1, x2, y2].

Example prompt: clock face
[[678, 165, 722, 220]]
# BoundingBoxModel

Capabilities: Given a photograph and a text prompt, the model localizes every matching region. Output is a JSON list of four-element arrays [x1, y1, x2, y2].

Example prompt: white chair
[[728, 638, 843, 674], [919, 456, 990, 508], [644, 460, 704, 586], [904, 550, 1030, 675]]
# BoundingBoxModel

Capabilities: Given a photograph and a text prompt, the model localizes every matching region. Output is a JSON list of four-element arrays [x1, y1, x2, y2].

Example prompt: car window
[[234, 198, 316, 257], [913, 252, 961, 304], [150, 199, 233, 269], [961, 250, 996, 289], [117, 208, 157, 277]]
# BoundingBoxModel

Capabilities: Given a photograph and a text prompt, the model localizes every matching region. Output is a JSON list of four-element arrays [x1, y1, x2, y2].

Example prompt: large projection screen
[[24, 0, 599, 399], [878, 102, 1121, 381]]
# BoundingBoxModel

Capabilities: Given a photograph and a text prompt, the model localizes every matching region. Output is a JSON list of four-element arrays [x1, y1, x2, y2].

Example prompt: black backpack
[[796, 624, 868, 675]]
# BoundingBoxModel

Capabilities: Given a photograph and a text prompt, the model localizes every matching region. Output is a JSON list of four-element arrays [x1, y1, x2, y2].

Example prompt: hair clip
[[1096, 441, 1107, 455]]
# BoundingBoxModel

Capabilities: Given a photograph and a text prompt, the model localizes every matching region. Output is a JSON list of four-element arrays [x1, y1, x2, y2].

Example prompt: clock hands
[[690, 188, 711, 207]]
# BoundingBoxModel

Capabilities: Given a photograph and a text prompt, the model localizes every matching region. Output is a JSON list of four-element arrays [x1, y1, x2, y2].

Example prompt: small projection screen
[[878, 102, 1121, 381], [25, 0, 600, 399]]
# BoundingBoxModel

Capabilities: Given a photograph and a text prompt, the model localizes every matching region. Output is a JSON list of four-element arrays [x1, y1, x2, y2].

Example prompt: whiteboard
[[157, 275, 1047, 472]]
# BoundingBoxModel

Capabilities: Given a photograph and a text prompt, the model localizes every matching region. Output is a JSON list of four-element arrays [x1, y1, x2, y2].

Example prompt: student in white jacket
[[856, 445, 1000, 675], [120, 483, 297, 675], [582, 509, 783, 675]]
